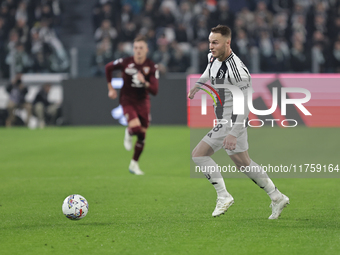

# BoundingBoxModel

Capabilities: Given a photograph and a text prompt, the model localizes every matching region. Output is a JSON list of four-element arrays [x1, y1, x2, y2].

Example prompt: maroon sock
[[129, 126, 142, 135], [133, 141, 144, 161], [133, 132, 146, 161]]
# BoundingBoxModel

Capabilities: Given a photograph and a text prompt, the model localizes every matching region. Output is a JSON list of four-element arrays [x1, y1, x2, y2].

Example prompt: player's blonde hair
[[211, 25, 232, 39], [134, 35, 148, 43]]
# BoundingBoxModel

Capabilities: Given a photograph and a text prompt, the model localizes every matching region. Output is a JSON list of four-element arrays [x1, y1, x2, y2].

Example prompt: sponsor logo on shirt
[[125, 67, 138, 75], [143, 67, 150, 75]]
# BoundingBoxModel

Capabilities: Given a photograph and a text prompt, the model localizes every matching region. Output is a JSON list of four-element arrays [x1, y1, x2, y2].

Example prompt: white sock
[[242, 160, 282, 201], [192, 156, 231, 199]]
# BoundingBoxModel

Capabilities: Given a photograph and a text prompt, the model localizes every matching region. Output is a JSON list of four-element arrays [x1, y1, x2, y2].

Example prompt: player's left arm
[[141, 64, 159, 96], [223, 67, 251, 150]]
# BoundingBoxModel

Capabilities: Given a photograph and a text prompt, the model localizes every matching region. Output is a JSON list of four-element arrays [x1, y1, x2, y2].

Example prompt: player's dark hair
[[211, 25, 232, 39], [134, 35, 148, 43]]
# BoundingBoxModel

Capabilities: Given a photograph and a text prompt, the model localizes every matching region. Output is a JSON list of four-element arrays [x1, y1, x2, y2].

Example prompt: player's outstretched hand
[[137, 71, 145, 83], [188, 85, 200, 99], [223, 134, 237, 151], [108, 88, 117, 100]]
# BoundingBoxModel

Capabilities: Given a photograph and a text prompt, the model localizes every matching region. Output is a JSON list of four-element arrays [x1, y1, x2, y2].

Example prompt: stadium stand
[[1, 0, 340, 78], [0, 0, 68, 78], [90, 0, 340, 75]]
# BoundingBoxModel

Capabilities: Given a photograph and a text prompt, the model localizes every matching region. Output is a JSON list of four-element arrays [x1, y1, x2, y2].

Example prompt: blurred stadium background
[[1, 1, 340, 254], [0, 0, 340, 127]]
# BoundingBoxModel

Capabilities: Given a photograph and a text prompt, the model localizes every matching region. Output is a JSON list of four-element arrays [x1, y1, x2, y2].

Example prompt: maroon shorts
[[122, 102, 150, 128]]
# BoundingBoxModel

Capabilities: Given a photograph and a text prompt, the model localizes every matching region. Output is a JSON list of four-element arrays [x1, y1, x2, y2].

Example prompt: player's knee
[[192, 144, 214, 158], [192, 147, 199, 158], [129, 126, 142, 135], [192, 149, 208, 158]]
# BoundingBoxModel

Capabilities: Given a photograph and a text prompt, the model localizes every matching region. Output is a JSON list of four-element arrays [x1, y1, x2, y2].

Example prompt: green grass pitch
[[0, 126, 339, 255]]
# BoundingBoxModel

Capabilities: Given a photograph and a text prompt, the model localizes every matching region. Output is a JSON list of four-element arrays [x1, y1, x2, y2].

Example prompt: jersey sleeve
[[227, 60, 252, 138], [147, 63, 159, 96], [105, 58, 124, 83], [226, 60, 251, 88]]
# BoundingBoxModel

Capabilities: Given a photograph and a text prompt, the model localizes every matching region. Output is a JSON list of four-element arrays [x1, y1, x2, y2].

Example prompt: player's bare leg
[[124, 118, 140, 151], [192, 141, 234, 217], [126, 117, 145, 175], [229, 151, 289, 219]]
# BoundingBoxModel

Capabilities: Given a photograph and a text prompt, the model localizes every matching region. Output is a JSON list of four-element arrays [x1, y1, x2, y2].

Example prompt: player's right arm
[[105, 58, 124, 100], [188, 53, 211, 99], [107, 82, 117, 99], [188, 64, 210, 99]]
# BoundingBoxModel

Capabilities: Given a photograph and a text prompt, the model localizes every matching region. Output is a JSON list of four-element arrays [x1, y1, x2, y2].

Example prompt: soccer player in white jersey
[[188, 25, 289, 219]]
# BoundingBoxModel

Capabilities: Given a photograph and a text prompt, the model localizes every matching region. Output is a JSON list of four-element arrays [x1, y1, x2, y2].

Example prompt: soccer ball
[[62, 194, 88, 220]]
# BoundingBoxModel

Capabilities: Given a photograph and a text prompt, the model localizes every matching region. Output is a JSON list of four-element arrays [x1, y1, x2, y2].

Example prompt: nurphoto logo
[[198, 82, 312, 127]]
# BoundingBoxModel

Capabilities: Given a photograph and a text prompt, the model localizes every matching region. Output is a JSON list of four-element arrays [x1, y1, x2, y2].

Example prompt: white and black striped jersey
[[197, 51, 252, 137]]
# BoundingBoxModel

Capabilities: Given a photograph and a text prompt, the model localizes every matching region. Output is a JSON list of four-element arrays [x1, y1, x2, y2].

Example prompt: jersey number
[[213, 124, 222, 132]]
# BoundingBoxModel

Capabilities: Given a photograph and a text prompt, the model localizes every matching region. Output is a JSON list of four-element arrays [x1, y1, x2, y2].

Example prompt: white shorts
[[201, 124, 249, 155]]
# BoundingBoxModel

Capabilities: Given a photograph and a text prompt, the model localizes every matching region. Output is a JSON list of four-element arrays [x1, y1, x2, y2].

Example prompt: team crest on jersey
[[143, 67, 150, 75], [218, 69, 224, 78], [128, 63, 135, 68]]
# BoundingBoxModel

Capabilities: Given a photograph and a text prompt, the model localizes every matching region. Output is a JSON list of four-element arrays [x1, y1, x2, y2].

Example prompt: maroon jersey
[[105, 57, 159, 105]]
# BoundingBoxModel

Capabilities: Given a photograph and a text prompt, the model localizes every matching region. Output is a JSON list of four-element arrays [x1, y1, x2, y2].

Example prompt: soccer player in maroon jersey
[[105, 35, 159, 175]]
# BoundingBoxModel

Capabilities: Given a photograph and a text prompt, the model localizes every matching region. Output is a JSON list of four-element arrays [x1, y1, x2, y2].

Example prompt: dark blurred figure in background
[[5, 73, 32, 127], [197, 40, 209, 73], [91, 36, 114, 76], [232, 29, 252, 68], [94, 19, 118, 44], [330, 40, 340, 73], [5, 42, 32, 74], [168, 42, 190, 72], [290, 41, 310, 72], [269, 39, 290, 72], [32, 83, 59, 128]]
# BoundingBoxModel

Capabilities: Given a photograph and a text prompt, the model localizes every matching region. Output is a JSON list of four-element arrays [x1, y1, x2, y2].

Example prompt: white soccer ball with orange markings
[[62, 194, 88, 220]]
